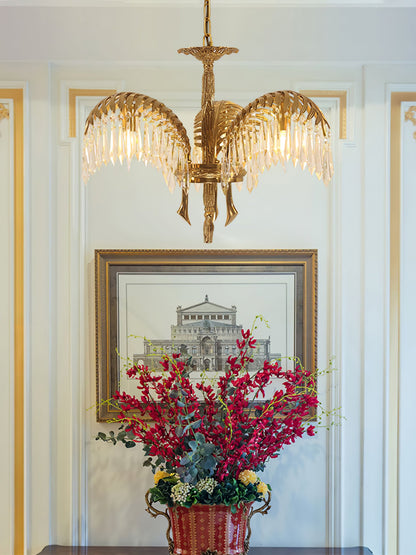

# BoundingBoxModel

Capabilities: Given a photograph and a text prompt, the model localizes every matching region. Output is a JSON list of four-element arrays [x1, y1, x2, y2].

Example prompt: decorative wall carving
[[404, 106, 416, 139], [0, 102, 9, 122]]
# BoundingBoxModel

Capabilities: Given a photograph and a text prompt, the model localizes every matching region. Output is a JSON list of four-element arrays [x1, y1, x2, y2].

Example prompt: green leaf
[[180, 455, 191, 465], [201, 455, 216, 470]]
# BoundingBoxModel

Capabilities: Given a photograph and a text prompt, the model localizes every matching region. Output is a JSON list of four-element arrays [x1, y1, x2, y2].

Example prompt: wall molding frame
[[57, 82, 128, 546], [388, 89, 416, 555], [68, 88, 117, 138], [293, 84, 349, 549], [300, 89, 348, 140], [0, 86, 25, 555], [65, 78, 343, 548]]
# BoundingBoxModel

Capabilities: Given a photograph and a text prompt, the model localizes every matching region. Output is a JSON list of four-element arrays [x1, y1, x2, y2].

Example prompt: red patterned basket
[[169, 503, 252, 555], [146, 492, 271, 555]]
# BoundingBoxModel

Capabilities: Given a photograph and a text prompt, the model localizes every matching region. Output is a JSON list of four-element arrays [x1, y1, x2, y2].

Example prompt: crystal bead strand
[[264, 121, 272, 171], [135, 115, 142, 162], [143, 119, 150, 166], [305, 122, 314, 175], [102, 116, 109, 165], [291, 120, 301, 168], [314, 128, 323, 180], [322, 137, 334, 185], [271, 118, 279, 166]]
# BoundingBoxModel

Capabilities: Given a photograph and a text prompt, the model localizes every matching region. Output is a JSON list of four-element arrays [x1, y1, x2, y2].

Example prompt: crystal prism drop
[[292, 123, 300, 168], [117, 124, 124, 165], [300, 126, 307, 170], [168, 172, 175, 193], [247, 170, 253, 192], [271, 120, 279, 166], [109, 122, 116, 165], [314, 132, 323, 180], [143, 121, 150, 166]]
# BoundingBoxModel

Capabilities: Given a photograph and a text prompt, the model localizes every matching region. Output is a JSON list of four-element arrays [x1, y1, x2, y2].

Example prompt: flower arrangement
[[97, 326, 319, 512]]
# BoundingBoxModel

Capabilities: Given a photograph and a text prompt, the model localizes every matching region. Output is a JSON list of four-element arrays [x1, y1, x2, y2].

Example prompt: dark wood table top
[[38, 546, 373, 555]]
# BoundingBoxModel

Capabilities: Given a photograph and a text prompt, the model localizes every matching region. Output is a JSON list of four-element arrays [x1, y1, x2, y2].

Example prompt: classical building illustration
[[133, 295, 280, 373]]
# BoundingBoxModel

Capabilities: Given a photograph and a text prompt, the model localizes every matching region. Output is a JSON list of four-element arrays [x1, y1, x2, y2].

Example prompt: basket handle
[[145, 490, 174, 555], [244, 492, 272, 554]]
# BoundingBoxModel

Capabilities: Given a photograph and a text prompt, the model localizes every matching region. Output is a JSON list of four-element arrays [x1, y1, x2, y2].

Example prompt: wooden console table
[[38, 546, 373, 555]]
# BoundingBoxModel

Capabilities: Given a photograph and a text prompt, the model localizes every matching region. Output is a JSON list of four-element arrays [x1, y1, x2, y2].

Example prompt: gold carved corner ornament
[[404, 106, 416, 140], [0, 102, 10, 121]]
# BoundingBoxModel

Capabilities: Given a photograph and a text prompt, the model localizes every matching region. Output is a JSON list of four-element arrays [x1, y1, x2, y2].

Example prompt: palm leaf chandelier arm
[[82, 91, 192, 195], [221, 91, 334, 192]]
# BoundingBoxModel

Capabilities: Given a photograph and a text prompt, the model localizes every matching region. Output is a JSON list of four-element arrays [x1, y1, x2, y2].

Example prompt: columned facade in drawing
[[134, 295, 279, 372]]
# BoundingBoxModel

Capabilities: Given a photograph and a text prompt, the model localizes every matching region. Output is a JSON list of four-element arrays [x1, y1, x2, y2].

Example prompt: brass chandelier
[[82, 0, 333, 243]]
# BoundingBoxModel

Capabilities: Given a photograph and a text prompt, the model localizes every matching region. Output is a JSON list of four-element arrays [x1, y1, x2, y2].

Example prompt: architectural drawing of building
[[133, 295, 280, 372]]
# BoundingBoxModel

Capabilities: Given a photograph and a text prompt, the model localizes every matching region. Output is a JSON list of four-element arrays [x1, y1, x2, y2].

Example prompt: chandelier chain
[[203, 0, 212, 46]]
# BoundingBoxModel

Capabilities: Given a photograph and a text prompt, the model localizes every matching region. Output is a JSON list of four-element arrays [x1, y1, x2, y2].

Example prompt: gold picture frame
[[95, 249, 317, 422]]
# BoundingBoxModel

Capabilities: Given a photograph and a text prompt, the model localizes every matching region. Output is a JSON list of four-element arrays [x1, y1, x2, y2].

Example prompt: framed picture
[[95, 249, 317, 421]]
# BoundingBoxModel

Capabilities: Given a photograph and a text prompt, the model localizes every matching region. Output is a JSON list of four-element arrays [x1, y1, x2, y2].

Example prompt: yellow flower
[[238, 470, 257, 486], [256, 481, 269, 498], [154, 470, 171, 484]]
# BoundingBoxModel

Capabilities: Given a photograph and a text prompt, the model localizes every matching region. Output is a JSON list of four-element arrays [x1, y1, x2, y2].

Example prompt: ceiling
[[1, 0, 416, 6], [0, 1, 415, 63]]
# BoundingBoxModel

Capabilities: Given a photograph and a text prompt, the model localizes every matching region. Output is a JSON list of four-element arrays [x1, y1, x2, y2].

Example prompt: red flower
[[105, 327, 319, 481], [248, 337, 257, 348]]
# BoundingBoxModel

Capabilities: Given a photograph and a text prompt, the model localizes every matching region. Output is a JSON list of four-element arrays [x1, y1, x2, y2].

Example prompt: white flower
[[196, 477, 217, 495], [171, 482, 191, 504]]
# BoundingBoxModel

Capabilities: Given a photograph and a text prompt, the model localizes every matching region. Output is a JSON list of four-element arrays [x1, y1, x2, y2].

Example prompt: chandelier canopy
[[83, 0, 333, 243]]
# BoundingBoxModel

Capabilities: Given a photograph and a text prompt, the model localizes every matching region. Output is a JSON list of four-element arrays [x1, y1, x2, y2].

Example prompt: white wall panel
[[25, 66, 53, 555], [361, 66, 390, 555]]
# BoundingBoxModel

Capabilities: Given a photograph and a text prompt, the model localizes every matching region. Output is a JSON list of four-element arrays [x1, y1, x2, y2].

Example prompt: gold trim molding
[[389, 91, 416, 555], [68, 88, 116, 138], [404, 106, 416, 140], [0, 102, 9, 121], [0, 88, 24, 555], [300, 90, 347, 140]]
